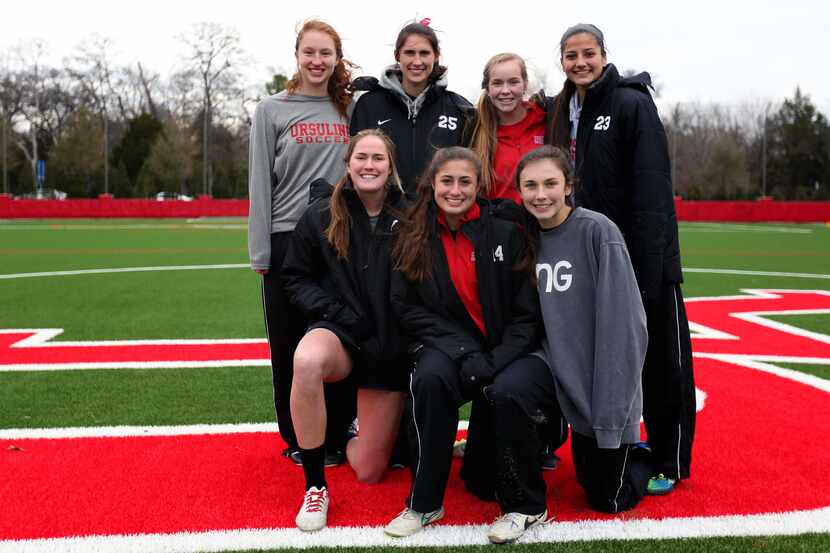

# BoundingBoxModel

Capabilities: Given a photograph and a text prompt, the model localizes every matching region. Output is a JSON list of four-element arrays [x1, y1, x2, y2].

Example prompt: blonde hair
[[468, 53, 528, 194]]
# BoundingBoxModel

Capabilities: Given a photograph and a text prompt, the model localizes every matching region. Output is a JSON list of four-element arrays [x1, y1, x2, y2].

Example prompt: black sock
[[299, 444, 327, 490]]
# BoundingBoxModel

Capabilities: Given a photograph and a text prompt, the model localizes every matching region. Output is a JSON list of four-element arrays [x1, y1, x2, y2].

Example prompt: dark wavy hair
[[393, 147, 482, 282], [286, 19, 356, 118]]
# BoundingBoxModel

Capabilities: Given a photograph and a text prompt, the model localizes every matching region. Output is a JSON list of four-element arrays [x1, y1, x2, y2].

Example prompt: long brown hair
[[393, 147, 482, 282], [325, 129, 404, 260], [468, 53, 528, 194], [286, 19, 355, 118]]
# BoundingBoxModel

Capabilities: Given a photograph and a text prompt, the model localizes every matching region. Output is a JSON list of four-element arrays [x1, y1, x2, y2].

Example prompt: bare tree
[[177, 22, 247, 197], [68, 34, 120, 194], [9, 40, 50, 190]]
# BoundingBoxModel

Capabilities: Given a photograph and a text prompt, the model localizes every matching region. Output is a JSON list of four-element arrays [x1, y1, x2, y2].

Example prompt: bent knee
[[293, 350, 326, 387], [352, 461, 387, 484]]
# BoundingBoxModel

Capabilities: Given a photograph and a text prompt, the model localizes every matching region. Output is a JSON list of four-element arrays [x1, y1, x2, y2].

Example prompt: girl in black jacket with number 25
[[350, 20, 472, 195]]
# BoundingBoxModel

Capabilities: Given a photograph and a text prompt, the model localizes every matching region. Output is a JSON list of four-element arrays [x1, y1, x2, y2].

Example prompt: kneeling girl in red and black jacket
[[384, 146, 558, 543], [281, 129, 410, 532]]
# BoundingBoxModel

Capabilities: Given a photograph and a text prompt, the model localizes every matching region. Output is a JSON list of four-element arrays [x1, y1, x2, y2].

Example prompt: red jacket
[[491, 102, 547, 203], [437, 203, 486, 336]]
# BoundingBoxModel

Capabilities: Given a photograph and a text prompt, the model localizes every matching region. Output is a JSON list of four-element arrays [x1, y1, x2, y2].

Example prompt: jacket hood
[[590, 64, 653, 96], [378, 64, 449, 120], [618, 68, 653, 93]]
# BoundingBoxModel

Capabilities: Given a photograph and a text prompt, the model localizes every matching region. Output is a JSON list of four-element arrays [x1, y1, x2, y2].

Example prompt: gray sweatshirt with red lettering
[[535, 207, 647, 449], [248, 91, 351, 270]]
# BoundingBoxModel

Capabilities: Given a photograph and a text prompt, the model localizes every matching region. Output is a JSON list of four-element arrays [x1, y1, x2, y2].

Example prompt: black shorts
[[307, 322, 409, 392]]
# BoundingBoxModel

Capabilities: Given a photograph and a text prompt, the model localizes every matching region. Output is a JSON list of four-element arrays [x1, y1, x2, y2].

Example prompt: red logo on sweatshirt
[[291, 122, 350, 145]]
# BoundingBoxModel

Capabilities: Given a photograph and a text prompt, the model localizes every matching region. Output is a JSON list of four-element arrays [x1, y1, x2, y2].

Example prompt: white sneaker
[[487, 510, 547, 544], [295, 486, 329, 532], [384, 506, 445, 537]]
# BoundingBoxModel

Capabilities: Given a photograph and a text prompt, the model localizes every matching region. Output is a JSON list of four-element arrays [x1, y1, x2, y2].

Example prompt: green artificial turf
[[776, 363, 830, 381], [0, 366, 274, 428], [1, 219, 828, 550]]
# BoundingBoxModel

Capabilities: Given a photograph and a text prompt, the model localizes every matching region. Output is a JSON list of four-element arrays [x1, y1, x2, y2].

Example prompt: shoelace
[[493, 512, 526, 529], [302, 490, 326, 512], [493, 512, 552, 528]]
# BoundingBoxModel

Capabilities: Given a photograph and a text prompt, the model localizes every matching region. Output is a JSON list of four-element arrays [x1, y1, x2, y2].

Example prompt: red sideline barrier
[[674, 198, 830, 223], [0, 197, 247, 219], [1, 196, 829, 222]]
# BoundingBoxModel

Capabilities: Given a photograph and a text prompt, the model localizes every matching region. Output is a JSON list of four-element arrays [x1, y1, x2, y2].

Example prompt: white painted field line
[[0, 360, 271, 372], [0, 264, 248, 279], [3, 265, 829, 280], [694, 354, 830, 393], [0, 420, 469, 440], [683, 267, 830, 280], [680, 223, 814, 234], [0, 423, 279, 440], [2, 507, 828, 553]]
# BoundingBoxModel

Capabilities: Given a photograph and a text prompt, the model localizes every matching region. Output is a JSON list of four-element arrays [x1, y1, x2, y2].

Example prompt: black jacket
[[390, 198, 539, 372], [351, 70, 473, 195], [282, 185, 407, 370], [568, 63, 683, 300]]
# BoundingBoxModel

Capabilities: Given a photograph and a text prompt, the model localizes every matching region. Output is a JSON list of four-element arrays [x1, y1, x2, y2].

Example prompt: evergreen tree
[[767, 87, 830, 199]]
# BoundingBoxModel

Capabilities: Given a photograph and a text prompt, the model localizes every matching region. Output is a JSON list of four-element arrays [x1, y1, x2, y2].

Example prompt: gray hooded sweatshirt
[[247, 91, 351, 270], [535, 207, 647, 449]]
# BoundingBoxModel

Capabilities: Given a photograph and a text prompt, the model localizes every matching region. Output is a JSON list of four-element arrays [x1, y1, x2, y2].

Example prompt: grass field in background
[[1, 218, 829, 552]]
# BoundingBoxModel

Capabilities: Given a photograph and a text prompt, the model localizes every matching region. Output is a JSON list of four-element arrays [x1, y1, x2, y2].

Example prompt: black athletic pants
[[405, 347, 482, 513], [488, 355, 648, 514], [406, 349, 565, 514], [261, 232, 356, 453], [642, 283, 696, 480]]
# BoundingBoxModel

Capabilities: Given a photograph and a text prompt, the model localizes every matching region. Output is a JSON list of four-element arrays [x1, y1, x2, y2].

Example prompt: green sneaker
[[647, 474, 676, 495]]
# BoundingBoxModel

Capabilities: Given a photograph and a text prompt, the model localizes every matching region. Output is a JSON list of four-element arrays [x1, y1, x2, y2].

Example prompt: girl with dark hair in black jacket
[[549, 23, 696, 495], [281, 130, 409, 532], [384, 147, 548, 541], [350, 20, 473, 194]]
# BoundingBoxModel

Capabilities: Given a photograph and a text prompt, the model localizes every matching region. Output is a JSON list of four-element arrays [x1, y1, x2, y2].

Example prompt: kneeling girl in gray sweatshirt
[[487, 145, 651, 518]]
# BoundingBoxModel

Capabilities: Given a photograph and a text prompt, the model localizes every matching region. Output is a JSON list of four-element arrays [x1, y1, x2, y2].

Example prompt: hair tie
[[419, 18, 431, 27]]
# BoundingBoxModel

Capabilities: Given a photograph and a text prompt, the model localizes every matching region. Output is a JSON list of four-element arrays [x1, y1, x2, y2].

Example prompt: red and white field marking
[[0, 329, 269, 371], [1, 289, 829, 551]]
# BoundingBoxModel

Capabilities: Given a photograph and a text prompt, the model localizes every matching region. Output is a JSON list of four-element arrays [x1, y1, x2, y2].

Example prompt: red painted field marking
[[1, 289, 829, 547]]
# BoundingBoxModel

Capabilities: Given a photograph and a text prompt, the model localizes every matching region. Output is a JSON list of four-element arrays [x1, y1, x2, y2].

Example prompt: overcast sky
[[3, 0, 829, 114]]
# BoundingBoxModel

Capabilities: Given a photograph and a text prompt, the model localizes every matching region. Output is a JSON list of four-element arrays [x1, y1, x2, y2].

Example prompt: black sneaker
[[324, 449, 345, 467], [540, 449, 560, 471], [284, 447, 343, 467]]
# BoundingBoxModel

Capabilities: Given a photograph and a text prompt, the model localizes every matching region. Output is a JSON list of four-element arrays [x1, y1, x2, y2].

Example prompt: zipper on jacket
[[411, 117, 417, 178]]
